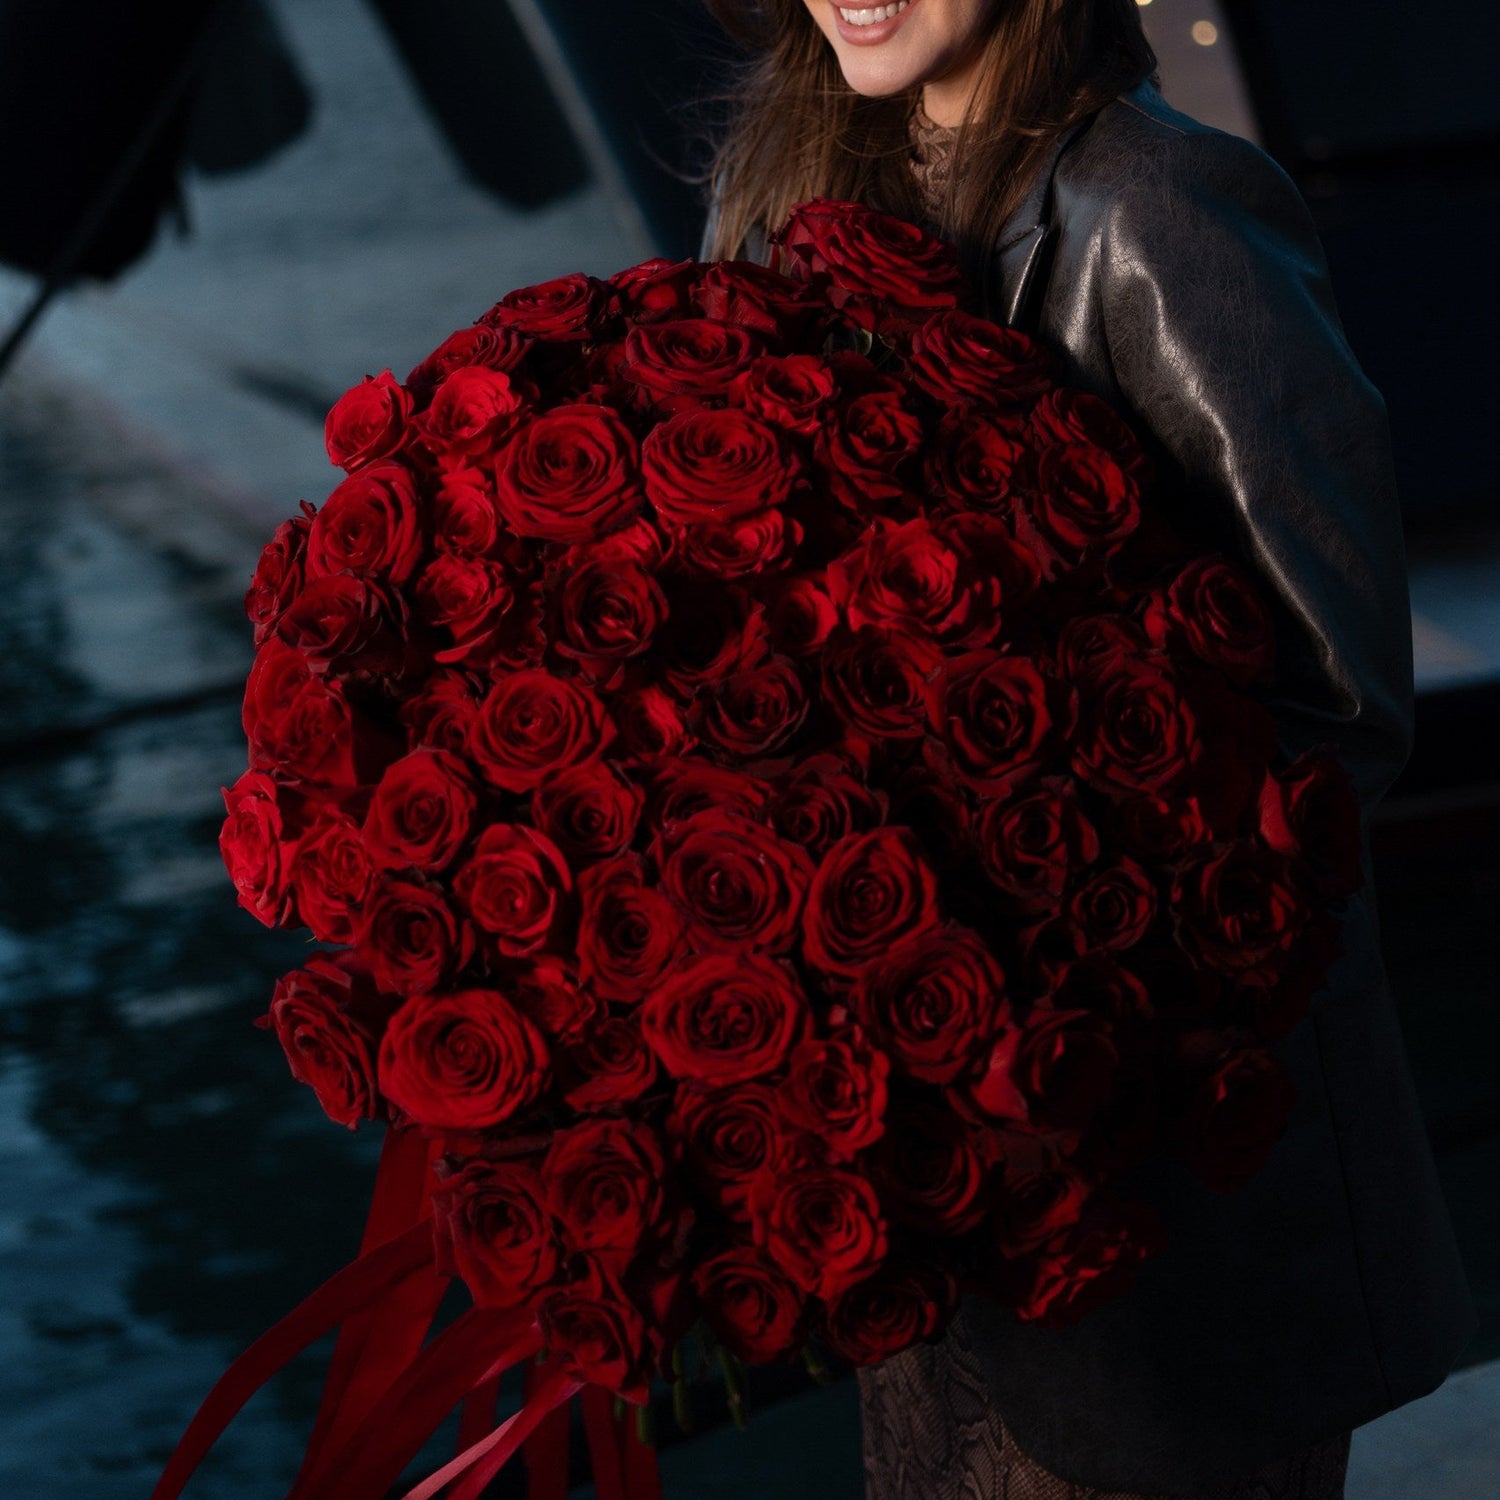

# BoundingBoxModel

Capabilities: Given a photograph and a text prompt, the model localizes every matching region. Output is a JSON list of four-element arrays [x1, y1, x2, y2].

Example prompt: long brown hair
[[698, 0, 1158, 294]]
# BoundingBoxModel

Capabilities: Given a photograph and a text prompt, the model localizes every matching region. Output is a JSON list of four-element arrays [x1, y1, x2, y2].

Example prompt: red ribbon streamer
[[149, 1219, 436, 1500], [523, 1359, 573, 1500]]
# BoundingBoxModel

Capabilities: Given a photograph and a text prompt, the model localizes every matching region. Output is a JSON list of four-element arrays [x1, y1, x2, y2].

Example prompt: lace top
[[906, 95, 959, 233]]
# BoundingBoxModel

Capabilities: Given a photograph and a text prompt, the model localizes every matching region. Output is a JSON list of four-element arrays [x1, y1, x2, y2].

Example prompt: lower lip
[[831, 0, 921, 46]]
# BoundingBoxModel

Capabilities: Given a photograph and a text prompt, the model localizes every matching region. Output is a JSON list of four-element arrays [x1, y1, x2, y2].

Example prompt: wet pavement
[[0, 1, 1496, 1495]]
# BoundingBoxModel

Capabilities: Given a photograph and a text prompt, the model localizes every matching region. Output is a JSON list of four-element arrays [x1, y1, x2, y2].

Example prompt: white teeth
[[838, 1, 908, 25]]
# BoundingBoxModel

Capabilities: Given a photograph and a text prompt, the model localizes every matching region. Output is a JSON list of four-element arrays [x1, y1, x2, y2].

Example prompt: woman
[[696, 2, 1477, 1497]]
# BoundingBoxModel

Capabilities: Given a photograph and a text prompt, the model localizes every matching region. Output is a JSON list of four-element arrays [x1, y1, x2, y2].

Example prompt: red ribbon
[[523, 1359, 574, 1500], [149, 1219, 436, 1500]]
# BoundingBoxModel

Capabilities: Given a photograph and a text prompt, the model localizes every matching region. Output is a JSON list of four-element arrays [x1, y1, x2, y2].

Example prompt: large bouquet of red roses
[[161, 198, 1362, 1500]]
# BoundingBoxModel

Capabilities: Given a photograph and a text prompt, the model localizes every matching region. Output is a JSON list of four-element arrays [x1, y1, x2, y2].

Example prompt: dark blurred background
[[0, 1, 1495, 1496]]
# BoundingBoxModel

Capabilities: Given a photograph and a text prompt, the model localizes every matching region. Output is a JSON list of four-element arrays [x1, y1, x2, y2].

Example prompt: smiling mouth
[[838, 1, 911, 24]]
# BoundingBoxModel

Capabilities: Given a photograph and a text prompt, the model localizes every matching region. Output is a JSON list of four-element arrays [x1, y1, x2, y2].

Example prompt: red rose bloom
[[925, 409, 1028, 519], [1029, 388, 1150, 483], [671, 1083, 783, 1217], [358, 875, 473, 995], [655, 810, 813, 954], [940, 649, 1071, 796], [869, 1103, 987, 1236], [765, 574, 838, 658], [431, 468, 502, 556], [243, 640, 364, 788], [540, 1261, 658, 1404], [1256, 746, 1363, 901], [571, 868, 679, 1011], [1071, 651, 1201, 800], [770, 753, 886, 858], [731, 353, 836, 437], [802, 827, 941, 983], [560, 1011, 659, 1113], [289, 803, 374, 944], [966, 1008, 1119, 1134], [1010, 1199, 1165, 1328], [406, 323, 528, 399], [669, 508, 803, 581], [431, 1157, 558, 1308], [377, 987, 550, 1132], [509, 957, 602, 1047], [818, 388, 924, 514], [304, 460, 423, 585], [853, 924, 1007, 1084], [263, 954, 384, 1129], [544, 1118, 666, 1261], [413, 553, 534, 667], [494, 404, 643, 543], [779, 1024, 890, 1161], [1144, 554, 1277, 688], [483, 271, 616, 341], [400, 670, 481, 756], [532, 761, 643, 864], [693, 259, 828, 343], [452, 823, 573, 958], [820, 624, 945, 742], [621, 317, 760, 410], [1170, 1035, 1299, 1192], [245, 513, 309, 645], [275, 573, 398, 672], [992, 1157, 1096, 1256], [1021, 443, 1142, 572], [469, 668, 614, 792], [219, 769, 296, 927], [324, 369, 411, 472], [415, 365, 524, 454], [822, 1260, 956, 1365], [751, 1163, 888, 1301], [642, 407, 798, 528], [908, 309, 1056, 409], [610, 256, 703, 323], [553, 555, 667, 665], [641, 952, 809, 1086], [693, 1248, 808, 1364], [977, 778, 1101, 911], [1064, 855, 1158, 953], [362, 748, 477, 872]]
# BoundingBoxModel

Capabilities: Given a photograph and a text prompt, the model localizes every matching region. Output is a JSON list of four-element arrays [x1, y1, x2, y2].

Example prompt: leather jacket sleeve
[[1093, 128, 1416, 816]]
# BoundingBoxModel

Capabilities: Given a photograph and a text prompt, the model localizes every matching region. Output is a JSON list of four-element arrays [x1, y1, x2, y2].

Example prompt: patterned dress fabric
[[856, 103, 1357, 1500]]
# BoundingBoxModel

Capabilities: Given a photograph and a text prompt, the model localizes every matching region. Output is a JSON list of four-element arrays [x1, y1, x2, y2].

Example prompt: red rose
[[772, 198, 964, 329], [613, 685, 694, 759], [1144, 554, 1276, 688], [357, 875, 473, 994], [621, 318, 760, 410], [469, 669, 614, 792], [289, 803, 374, 944], [1108, 789, 1214, 862], [274, 573, 400, 674], [219, 769, 296, 927], [693, 1249, 807, 1364], [907, 309, 1056, 409], [1256, 746, 1363, 901], [400, 670, 481, 756], [560, 1011, 659, 1113], [817, 387, 923, 514], [1169, 837, 1311, 985], [1071, 652, 1201, 800], [414, 365, 524, 455], [802, 828, 941, 983], [453, 824, 573, 958], [641, 952, 809, 1086], [693, 259, 828, 343], [638, 755, 772, 837], [493, 404, 643, 543], [696, 656, 809, 762], [1009, 1199, 1165, 1328], [244, 640, 363, 788], [1029, 388, 1150, 483], [731, 353, 836, 437], [553, 555, 667, 668], [544, 1118, 666, 1261], [540, 1261, 658, 1403], [769, 754, 886, 859], [668, 507, 803, 580], [262, 953, 384, 1129], [671, 1082, 783, 1217], [853, 925, 1007, 1084], [610, 256, 703, 323], [482, 271, 617, 340], [822, 1260, 957, 1365], [751, 1164, 888, 1300], [245, 513, 309, 645], [655, 810, 813, 954], [431, 1157, 558, 1308], [324, 369, 411, 472], [509, 957, 602, 1046], [304, 461, 423, 585], [992, 1156, 1095, 1256], [1054, 613, 1153, 684], [924, 409, 1028, 518], [765, 574, 838, 658], [1020, 443, 1141, 573], [966, 1008, 1119, 1133], [531, 762, 642, 864], [431, 468, 502, 556], [939, 650, 1072, 796], [1064, 855, 1158, 953], [869, 1103, 987, 1236], [377, 987, 550, 1132], [1170, 1035, 1299, 1192], [780, 1024, 890, 1161], [362, 749, 477, 872], [576, 853, 687, 1002], [413, 554, 534, 667], [406, 324, 528, 399], [977, 778, 1101, 911], [642, 407, 798, 527], [820, 624, 944, 742]]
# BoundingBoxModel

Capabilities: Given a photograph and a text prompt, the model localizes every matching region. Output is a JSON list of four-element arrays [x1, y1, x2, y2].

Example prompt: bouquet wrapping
[[160, 197, 1363, 1500]]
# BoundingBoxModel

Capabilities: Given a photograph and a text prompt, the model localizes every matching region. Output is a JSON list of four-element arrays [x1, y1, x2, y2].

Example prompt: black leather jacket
[[700, 75, 1475, 1493]]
